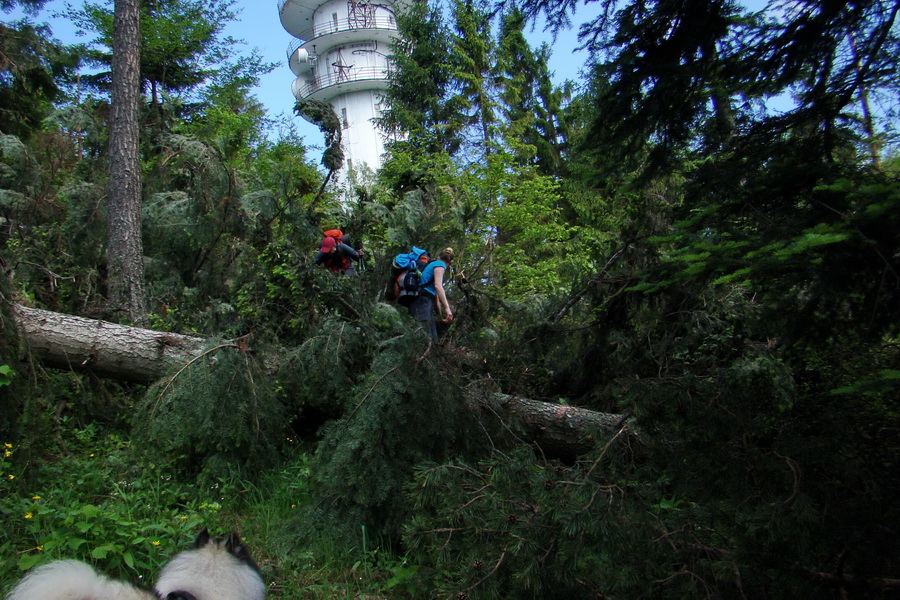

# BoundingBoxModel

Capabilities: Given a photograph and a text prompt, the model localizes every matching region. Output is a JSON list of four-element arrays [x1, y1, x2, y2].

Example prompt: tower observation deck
[[278, 0, 403, 179]]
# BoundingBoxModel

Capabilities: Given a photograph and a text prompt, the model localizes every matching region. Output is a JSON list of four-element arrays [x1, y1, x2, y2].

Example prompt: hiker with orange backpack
[[313, 230, 364, 276]]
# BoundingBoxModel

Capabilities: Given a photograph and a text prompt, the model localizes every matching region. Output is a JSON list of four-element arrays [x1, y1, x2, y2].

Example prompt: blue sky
[[220, 0, 792, 149], [3, 0, 594, 151], [230, 0, 599, 148], [5, 1, 786, 154]]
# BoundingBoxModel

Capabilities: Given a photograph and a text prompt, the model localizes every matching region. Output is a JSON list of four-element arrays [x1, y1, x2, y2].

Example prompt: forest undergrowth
[[0, 371, 432, 599]]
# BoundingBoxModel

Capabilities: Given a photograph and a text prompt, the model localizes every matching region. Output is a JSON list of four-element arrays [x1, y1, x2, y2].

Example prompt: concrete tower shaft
[[279, 0, 403, 177]]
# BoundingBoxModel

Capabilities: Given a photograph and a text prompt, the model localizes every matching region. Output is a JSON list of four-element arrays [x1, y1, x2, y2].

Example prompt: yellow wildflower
[[32, 495, 41, 500], [7, 474, 13, 480], [4, 449, 10, 457], [24, 512, 32, 519], [152, 541, 161, 546], [3, 443, 11, 448], [36, 546, 43, 551]]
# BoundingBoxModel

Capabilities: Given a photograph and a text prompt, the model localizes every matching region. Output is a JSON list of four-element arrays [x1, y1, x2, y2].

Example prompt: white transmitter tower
[[278, 0, 402, 180]]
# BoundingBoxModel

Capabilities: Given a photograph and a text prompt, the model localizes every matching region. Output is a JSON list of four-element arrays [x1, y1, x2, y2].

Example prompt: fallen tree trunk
[[479, 393, 631, 459], [12, 304, 208, 384], [10, 303, 630, 456]]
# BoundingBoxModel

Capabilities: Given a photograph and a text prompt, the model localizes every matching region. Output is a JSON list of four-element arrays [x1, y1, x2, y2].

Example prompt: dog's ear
[[194, 528, 211, 548], [225, 532, 260, 570], [225, 532, 245, 556]]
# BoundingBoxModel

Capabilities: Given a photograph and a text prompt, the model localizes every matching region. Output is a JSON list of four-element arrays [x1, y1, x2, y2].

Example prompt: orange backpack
[[323, 229, 343, 244]]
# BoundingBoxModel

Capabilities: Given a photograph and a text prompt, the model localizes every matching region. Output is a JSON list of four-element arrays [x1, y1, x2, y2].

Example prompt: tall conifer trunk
[[108, 0, 147, 325]]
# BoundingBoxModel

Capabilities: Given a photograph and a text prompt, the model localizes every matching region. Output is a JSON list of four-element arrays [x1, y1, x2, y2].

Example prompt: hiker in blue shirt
[[408, 247, 454, 342]]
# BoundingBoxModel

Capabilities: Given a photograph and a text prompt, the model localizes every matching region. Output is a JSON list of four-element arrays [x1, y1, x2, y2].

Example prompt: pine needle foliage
[[612, 343, 900, 599], [273, 313, 377, 420], [143, 134, 237, 273], [295, 99, 343, 172], [403, 444, 649, 599], [295, 327, 487, 548], [404, 335, 899, 598], [1, 130, 110, 313], [134, 342, 283, 481], [0, 134, 39, 192], [0, 20, 80, 139]]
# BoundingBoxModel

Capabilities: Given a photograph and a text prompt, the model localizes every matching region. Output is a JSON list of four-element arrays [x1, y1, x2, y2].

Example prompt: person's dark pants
[[408, 294, 438, 341]]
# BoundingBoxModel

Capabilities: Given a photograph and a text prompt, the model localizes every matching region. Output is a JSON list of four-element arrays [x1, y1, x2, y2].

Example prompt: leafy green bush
[[0, 365, 13, 387], [0, 430, 221, 595]]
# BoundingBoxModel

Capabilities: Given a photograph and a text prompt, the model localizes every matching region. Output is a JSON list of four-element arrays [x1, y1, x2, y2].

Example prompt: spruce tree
[[67, 0, 238, 105], [381, 0, 462, 153], [0, 20, 80, 138], [495, 9, 569, 175], [447, 0, 500, 159]]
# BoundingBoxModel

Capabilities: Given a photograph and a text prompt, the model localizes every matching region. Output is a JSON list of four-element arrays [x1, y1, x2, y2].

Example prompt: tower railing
[[293, 66, 393, 99], [285, 15, 397, 46]]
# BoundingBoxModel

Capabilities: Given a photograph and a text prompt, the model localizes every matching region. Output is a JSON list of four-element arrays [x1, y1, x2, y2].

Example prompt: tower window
[[341, 108, 349, 129]]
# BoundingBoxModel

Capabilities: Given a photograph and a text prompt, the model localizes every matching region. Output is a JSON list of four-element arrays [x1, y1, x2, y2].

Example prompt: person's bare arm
[[433, 266, 453, 323]]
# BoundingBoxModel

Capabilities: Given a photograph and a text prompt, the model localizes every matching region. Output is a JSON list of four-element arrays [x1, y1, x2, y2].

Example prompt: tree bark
[[475, 393, 630, 460], [9, 303, 631, 456], [12, 304, 207, 384], [108, 0, 147, 325]]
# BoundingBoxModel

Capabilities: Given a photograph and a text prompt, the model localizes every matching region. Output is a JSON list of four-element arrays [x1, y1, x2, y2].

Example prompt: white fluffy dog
[[4, 529, 265, 600]]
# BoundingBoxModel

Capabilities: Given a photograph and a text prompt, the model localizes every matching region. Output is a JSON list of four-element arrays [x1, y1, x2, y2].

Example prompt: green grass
[[1, 424, 424, 600]]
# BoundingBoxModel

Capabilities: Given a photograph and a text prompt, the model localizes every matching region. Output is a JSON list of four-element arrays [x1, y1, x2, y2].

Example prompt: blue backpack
[[391, 246, 429, 306]]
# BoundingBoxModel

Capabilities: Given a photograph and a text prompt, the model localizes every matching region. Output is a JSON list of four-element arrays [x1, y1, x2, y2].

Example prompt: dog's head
[[192, 528, 261, 573], [155, 529, 265, 600]]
